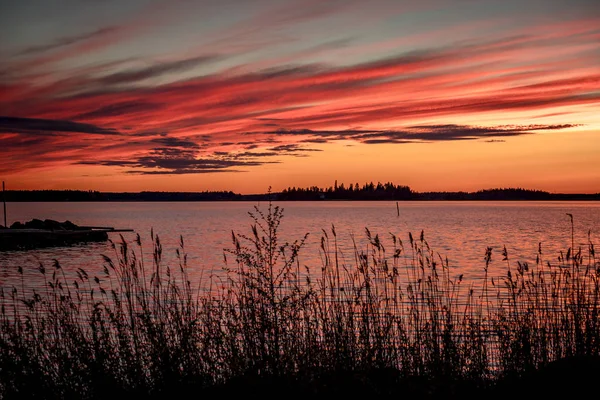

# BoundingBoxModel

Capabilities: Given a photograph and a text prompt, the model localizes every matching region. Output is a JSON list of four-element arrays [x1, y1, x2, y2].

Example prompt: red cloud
[[1, 16, 598, 176]]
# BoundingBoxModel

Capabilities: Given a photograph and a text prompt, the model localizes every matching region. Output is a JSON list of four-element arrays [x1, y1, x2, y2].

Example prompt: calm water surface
[[1, 201, 599, 291]]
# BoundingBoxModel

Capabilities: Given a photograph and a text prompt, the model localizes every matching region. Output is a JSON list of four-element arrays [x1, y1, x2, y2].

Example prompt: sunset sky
[[1, 0, 599, 194]]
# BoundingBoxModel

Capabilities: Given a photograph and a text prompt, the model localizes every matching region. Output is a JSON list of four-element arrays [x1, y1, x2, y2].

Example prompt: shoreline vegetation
[[2, 184, 600, 202], [1, 203, 599, 398]]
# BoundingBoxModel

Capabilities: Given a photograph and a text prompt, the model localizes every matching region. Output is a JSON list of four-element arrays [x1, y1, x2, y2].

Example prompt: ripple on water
[[1, 201, 598, 294]]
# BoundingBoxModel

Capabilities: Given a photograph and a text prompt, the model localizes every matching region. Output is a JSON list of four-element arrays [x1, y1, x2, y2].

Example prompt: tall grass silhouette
[[1, 203, 598, 398]]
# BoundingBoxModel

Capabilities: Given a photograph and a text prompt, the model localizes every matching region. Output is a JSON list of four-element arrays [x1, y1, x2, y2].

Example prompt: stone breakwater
[[0, 219, 110, 251]]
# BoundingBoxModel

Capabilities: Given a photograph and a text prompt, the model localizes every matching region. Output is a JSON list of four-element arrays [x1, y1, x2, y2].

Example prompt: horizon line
[[3, 187, 600, 196]]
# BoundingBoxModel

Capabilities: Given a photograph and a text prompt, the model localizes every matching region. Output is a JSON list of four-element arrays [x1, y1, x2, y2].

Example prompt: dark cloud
[[78, 159, 138, 167], [268, 124, 579, 143], [150, 137, 200, 148], [268, 143, 322, 152], [300, 138, 329, 143], [146, 147, 198, 158], [0, 136, 49, 149], [361, 139, 414, 144], [0, 116, 120, 135], [126, 169, 243, 175], [130, 130, 168, 137], [77, 146, 276, 175], [16, 27, 117, 56], [210, 143, 323, 160], [229, 151, 279, 158], [273, 128, 364, 137], [196, 135, 213, 142], [97, 54, 221, 85]]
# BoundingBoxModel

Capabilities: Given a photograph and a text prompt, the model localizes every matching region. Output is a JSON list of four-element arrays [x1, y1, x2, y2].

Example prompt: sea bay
[[1, 201, 598, 292]]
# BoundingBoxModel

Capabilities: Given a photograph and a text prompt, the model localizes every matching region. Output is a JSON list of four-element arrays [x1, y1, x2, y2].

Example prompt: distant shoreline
[[2, 187, 600, 202]]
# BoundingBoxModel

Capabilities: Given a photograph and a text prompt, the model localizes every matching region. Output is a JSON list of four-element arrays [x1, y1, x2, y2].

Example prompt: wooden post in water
[[2, 181, 6, 228], [396, 201, 400, 217]]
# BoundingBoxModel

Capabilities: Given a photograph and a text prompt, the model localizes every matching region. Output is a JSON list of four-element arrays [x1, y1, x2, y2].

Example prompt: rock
[[24, 219, 46, 229], [44, 219, 66, 230], [8, 219, 84, 231], [62, 220, 78, 230], [10, 221, 25, 229]]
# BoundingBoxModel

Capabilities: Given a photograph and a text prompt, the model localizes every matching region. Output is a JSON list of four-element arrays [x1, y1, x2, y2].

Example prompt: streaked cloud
[[1, 0, 598, 190], [96, 54, 223, 85], [266, 124, 579, 144], [15, 27, 119, 57], [0, 116, 121, 135]]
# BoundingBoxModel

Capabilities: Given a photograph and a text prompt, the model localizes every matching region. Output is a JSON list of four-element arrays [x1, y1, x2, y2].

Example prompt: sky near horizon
[[1, 0, 599, 194]]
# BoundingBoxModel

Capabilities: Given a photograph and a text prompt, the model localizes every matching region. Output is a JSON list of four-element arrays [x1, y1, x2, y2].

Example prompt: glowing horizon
[[1, 0, 599, 194]]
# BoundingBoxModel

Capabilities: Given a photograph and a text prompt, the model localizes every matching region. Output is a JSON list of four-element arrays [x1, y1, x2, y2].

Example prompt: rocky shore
[[0, 219, 110, 251]]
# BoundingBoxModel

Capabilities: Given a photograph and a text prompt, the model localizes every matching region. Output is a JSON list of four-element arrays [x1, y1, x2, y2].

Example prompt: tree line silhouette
[[2, 185, 599, 202], [279, 181, 412, 200], [280, 183, 600, 200]]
